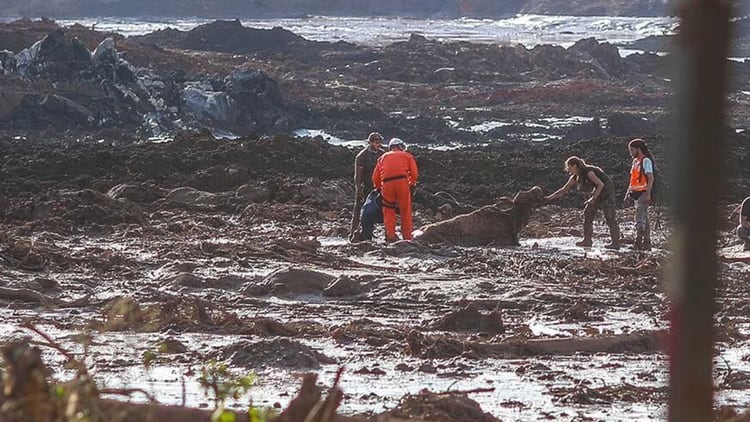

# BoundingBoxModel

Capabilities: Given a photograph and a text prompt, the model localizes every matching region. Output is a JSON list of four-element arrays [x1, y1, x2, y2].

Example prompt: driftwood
[[407, 330, 662, 359], [0, 287, 89, 307], [416, 187, 543, 246]]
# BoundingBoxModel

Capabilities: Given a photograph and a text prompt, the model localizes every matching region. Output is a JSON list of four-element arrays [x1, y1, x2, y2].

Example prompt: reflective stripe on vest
[[629, 158, 649, 192]]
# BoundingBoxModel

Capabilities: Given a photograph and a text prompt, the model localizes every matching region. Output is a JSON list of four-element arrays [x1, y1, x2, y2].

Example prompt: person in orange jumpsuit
[[372, 138, 419, 242]]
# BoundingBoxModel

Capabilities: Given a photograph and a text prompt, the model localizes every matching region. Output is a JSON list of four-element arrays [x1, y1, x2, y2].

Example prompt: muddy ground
[[1, 17, 750, 422], [0, 131, 749, 421]]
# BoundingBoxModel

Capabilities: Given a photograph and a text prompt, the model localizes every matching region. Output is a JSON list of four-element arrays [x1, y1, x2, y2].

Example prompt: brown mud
[[0, 17, 749, 422]]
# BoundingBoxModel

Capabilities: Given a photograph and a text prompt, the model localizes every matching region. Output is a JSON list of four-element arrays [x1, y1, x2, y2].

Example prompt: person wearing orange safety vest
[[625, 138, 655, 250], [372, 138, 418, 242]]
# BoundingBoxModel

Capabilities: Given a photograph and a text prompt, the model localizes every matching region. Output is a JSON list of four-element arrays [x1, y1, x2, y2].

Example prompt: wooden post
[[669, 0, 731, 421]]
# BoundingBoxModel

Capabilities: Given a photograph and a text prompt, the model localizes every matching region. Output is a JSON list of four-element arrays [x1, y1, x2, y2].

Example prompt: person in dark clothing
[[349, 132, 385, 242], [545, 156, 621, 249], [735, 196, 750, 250], [359, 189, 384, 241]]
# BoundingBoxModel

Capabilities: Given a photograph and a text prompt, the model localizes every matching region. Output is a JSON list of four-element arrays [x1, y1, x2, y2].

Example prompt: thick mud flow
[[1, 134, 748, 421], [1, 16, 750, 422]]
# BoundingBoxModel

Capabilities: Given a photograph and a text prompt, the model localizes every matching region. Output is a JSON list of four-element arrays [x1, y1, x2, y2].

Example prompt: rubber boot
[[578, 215, 594, 247], [604, 223, 621, 249], [576, 238, 593, 247], [641, 227, 652, 251]]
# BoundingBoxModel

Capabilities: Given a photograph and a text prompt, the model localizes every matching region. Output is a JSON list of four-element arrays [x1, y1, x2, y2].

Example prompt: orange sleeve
[[372, 158, 383, 189], [408, 154, 418, 186]]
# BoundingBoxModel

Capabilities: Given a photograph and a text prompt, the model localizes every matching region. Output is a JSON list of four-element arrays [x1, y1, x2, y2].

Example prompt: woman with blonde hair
[[545, 156, 621, 249]]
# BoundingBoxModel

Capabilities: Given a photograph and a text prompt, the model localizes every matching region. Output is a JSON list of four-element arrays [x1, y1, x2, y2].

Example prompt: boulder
[[163, 187, 233, 210], [171, 273, 206, 288], [606, 112, 656, 137], [323, 276, 363, 297], [562, 117, 603, 141], [225, 69, 283, 106], [569, 38, 626, 78], [107, 183, 165, 203], [92, 38, 118, 64], [0, 50, 18, 74], [181, 81, 233, 123], [242, 267, 335, 296], [431, 303, 504, 334], [217, 338, 336, 369], [17, 29, 91, 79]]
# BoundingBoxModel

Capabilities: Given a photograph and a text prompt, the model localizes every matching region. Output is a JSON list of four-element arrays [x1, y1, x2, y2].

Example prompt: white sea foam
[[40, 15, 674, 54]]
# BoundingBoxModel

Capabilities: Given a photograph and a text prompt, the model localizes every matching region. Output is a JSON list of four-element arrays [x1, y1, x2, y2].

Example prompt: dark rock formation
[[0, 27, 304, 137]]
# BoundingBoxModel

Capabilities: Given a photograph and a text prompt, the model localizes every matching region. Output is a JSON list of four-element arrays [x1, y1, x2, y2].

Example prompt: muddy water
[[2, 207, 748, 421]]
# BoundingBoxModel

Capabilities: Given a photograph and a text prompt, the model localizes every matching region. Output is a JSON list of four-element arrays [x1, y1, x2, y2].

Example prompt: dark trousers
[[583, 186, 620, 244]]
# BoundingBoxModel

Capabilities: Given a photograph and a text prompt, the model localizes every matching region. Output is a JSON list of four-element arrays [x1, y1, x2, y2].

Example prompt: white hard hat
[[388, 138, 406, 150]]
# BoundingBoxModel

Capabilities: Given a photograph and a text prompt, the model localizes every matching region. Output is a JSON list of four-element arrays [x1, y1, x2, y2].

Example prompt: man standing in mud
[[349, 132, 385, 242], [373, 138, 419, 242], [624, 139, 655, 250]]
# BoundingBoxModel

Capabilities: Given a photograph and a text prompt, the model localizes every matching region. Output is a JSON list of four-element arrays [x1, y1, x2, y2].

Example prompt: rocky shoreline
[[3, 0, 684, 19]]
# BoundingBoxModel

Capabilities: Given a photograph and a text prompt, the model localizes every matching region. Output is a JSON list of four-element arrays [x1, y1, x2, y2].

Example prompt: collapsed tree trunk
[[415, 187, 543, 246], [407, 330, 663, 359]]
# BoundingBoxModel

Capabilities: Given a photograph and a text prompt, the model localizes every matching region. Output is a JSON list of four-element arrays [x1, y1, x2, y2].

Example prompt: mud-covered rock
[[17, 29, 91, 79], [217, 338, 336, 369], [562, 117, 603, 141], [171, 273, 205, 288], [92, 37, 118, 64], [236, 183, 272, 203], [569, 37, 627, 78], [242, 267, 335, 296], [606, 112, 656, 137], [162, 187, 234, 211], [0, 50, 17, 73], [431, 303, 504, 334], [386, 389, 501, 422], [181, 81, 232, 123], [323, 276, 363, 297], [107, 183, 165, 203], [5, 189, 144, 229], [184, 165, 250, 193]]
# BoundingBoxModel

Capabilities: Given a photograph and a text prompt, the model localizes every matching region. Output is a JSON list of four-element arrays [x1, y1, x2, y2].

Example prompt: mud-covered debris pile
[[0, 27, 305, 137], [430, 303, 504, 334], [385, 389, 501, 422], [216, 338, 337, 369]]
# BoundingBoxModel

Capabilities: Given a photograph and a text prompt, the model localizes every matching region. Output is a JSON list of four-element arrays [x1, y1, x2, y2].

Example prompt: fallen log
[[415, 187, 543, 246], [407, 330, 662, 359], [0, 286, 65, 305]]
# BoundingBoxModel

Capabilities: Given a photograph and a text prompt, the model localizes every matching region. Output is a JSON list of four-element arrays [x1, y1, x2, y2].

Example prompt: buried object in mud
[[415, 187, 544, 246]]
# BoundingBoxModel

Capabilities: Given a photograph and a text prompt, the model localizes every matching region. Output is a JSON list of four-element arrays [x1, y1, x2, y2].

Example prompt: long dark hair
[[565, 156, 604, 187], [629, 138, 656, 181]]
